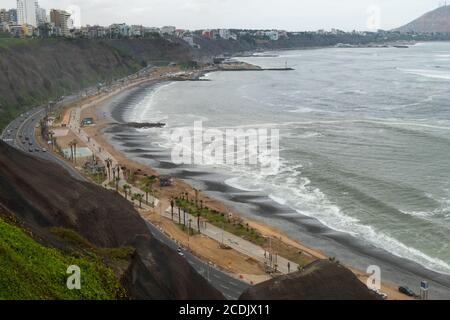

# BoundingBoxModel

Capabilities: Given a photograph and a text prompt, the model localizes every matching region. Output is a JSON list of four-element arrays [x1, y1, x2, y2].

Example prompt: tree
[[48, 131, 55, 150], [132, 193, 144, 208], [142, 186, 151, 205], [69, 139, 78, 164], [115, 177, 120, 193], [145, 176, 157, 189], [170, 198, 175, 221], [123, 184, 131, 200], [197, 211, 201, 232], [68, 141, 74, 162], [105, 158, 112, 181], [194, 188, 199, 207]]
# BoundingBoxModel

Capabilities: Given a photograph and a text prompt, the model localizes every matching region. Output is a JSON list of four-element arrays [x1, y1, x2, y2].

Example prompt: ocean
[[102, 42, 450, 297]]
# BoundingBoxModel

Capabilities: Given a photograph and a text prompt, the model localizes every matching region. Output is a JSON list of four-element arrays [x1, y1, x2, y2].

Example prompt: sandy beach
[[44, 66, 433, 300]]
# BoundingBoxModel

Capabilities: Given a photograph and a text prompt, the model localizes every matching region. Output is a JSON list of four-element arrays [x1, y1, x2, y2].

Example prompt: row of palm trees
[[118, 175, 158, 209], [172, 194, 204, 233], [122, 184, 145, 208], [68, 139, 78, 164]]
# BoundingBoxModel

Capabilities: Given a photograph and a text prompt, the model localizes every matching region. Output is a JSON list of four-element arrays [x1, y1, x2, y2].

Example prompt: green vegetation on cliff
[[0, 37, 193, 131], [0, 217, 126, 300], [0, 39, 141, 130]]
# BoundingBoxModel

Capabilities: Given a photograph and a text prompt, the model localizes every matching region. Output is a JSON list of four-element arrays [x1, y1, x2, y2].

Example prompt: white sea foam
[[225, 177, 263, 192], [222, 160, 450, 275], [401, 68, 450, 80]]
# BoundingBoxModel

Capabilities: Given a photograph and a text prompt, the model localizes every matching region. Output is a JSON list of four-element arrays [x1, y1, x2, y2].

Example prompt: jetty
[[217, 61, 294, 72]]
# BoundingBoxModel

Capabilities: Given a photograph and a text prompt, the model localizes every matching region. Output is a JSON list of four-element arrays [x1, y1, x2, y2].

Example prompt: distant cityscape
[[0, 0, 445, 48]]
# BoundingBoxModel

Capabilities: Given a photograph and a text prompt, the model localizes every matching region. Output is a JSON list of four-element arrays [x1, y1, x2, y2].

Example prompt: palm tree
[[70, 139, 78, 165], [123, 184, 131, 200], [68, 141, 74, 162], [105, 158, 112, 181], [48, 131, 55, 150], [142, 186, 151, 205], [145, 176, 157, 189], [170, 198, 175, 221], [194, 188, 199, 207], [116, 165, 121, 179], [197, 211, 201, 232], [132, 193, 144, 208], [115, 177, 120, 193]]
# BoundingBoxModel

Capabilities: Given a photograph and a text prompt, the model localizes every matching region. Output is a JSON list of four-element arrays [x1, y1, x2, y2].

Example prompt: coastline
[[69, 66, 450, 299]]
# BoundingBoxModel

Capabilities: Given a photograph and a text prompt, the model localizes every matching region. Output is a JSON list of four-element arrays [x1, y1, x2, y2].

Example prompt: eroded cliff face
[[0, 38, 193, 129], [0, 141, 223, 300], [239, 260, 380, 300]]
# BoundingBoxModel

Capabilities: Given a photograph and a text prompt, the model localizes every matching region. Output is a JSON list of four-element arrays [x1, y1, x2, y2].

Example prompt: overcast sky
[[1, 0, 445, 31]]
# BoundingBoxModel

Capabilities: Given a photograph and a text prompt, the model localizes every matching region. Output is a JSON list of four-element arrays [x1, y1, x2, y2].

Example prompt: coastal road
[[65, 76, 251, 299], [1, 88, 250, 300], [164, 207, 298, 274], [1, 106, 87, 182], [145, 221, 250, 300]]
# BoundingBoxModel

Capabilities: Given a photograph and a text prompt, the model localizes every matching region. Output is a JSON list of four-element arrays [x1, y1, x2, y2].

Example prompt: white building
[[17, 0, 38, 27], [0, 21, 10, 33], [218, 29, 231, 40], [110, 23, 130, 38], [130, 25, 143, 37], [265, 30, 279, 41], [36, 6, 46, 25], [161, 26, 176, 35], [182, 35, 195, 46], [144, 27, 160, 34]]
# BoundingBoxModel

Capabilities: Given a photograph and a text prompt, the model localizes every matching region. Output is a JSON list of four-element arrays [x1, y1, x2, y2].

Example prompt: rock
[[239, 260, 381, 300]]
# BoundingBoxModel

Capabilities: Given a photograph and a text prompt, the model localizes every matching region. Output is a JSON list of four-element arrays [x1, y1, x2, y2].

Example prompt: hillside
[[240, 260, 380, 300], [0, 141, 223, 300], [0, 216, 126, 300], [0, 37, 193, 130], [395, 5, 450, 34]]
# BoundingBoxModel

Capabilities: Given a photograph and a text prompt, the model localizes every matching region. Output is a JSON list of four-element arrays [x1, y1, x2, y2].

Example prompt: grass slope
[[0, 217, 125, 300]]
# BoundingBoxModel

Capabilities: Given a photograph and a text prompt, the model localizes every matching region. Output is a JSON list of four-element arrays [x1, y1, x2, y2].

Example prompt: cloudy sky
[[2, 0, 444, 31]]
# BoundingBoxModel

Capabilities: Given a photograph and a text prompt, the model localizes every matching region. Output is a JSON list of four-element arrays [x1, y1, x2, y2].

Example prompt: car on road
[[177, 247, 184, 257], [28, 148, 33, 153], [35, 148, 40, 152], [42, 148, 47, 153], [399, 286, 416, 297]]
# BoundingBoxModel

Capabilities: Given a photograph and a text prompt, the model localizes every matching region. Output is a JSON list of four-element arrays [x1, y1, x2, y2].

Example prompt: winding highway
[[1, 89, 250, 300]]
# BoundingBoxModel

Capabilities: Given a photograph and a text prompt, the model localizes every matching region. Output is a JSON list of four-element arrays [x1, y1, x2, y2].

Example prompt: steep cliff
[[0, 141, 223, 300], [240, 260, 381, 300]]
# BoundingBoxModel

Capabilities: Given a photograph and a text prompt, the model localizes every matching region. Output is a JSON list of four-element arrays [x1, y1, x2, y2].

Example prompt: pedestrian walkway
[[163, 206, 298, 275], [67, 85, 159, 209]]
